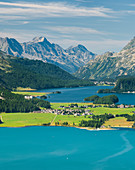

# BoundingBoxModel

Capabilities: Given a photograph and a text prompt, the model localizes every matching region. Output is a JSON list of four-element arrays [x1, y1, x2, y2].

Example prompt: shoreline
[[0, 124, 133, 131]]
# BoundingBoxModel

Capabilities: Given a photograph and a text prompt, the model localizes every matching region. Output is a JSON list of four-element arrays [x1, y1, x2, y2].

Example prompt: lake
[[1, 86, 135, 170], [0, 126, 135, 170], [37, 86, 135, 105]]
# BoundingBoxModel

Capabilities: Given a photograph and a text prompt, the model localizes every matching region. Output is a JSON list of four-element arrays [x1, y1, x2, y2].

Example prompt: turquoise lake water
[[0, 126, 135, 170], [1, 86, 135, 169], [37, 86, 135, 105]]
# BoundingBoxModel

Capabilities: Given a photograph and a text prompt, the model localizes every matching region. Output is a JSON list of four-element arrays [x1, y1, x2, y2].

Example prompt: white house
[[24, 96, 33, 100]]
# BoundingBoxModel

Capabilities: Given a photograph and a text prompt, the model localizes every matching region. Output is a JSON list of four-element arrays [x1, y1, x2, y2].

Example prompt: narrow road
[[51, 114, 57, 125]]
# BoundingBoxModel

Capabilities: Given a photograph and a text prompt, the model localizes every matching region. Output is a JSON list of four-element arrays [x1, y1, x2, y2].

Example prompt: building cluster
[[94, 81, 115, 85], [32, 104, 135, 114], [59, 104, 100, 109], [33, 108, 93, 116], [117, 104, 134, 108]]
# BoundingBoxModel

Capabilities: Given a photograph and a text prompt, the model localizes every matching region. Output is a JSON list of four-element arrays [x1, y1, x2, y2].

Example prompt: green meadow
[[0, 113, 55, 127], [0, 113, 90, 127], [54, 115, 90, 126], [83, 107, 135, 115], [51, 103, 135, 115], [0, 103, 135, 128]]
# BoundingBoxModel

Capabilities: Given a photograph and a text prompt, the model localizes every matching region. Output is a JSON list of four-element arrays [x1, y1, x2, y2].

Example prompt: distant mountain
[[0, 37, 95, 73], [75, 37, 135, 80], [0, 37, 23, 57], [0, 50, 94, 90]]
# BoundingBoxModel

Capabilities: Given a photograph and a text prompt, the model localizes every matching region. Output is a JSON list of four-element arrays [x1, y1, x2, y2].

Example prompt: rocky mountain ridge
[[75, 37, 135, 80], [0, 37, 95, 73]]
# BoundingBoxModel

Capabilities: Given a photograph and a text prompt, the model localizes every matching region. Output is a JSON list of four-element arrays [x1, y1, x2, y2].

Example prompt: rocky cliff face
[[75, 37, 135, 80], [0, 37, 95, 73], [0, 37, 23, 57]]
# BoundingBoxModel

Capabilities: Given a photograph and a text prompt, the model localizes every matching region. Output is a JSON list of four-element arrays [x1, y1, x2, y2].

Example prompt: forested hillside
[[0, 50, 94, 90], [0, 86, 50, 113], [113, 77, 135, 92], [98, 77, 135, 93]]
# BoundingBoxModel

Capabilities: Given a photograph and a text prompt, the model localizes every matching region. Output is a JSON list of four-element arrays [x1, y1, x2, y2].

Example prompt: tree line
[[84, 95, 119, 104], [98, 77, 135, 93], [0, 53, 94, 90], [79, 113, 115, 128]]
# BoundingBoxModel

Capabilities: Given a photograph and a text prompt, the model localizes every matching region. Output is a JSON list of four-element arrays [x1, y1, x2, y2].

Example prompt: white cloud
[[45, 26, 106, 35], [0, 15, 26, 20], [23, 21, 29, 24], [1, 2, 135, 22], [0, 2, 114, 18], [75, 0, 93, 3], [128, 4, 135, 7]]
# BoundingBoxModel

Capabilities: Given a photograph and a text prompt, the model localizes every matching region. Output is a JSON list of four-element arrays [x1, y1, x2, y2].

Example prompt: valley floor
[[0, 103, 134, 129]]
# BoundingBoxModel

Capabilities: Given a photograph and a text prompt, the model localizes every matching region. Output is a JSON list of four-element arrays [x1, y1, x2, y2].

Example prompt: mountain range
[[1, 36, 135, 81], [75, 37, 135, 80], [0, 37, 95, 73]]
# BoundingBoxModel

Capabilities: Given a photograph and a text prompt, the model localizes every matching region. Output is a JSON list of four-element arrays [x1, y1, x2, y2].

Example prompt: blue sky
[[0, 0, 135, 53]]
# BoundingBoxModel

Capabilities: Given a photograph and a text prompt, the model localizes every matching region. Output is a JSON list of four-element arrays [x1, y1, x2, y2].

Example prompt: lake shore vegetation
[[98, 77, 135, 93], [84, 95, 119, 104]]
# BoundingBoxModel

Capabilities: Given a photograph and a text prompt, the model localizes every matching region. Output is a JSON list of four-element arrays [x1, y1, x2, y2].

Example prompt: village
[[40, 108, 93, 116], [33, 103, 135, 116]]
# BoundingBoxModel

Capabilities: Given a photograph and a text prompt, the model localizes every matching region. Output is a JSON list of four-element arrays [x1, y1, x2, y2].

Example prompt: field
[[15, 87, 37, 91], [0, 113, 90, 127], [84, 107, 135, 115], [0, 113, 55, 127], [104, 117, 134, 127], [52, 115, 90, 126], [51, 103, 135, 115], [0, 102, 135, 128], [12, 91, 49, 97]]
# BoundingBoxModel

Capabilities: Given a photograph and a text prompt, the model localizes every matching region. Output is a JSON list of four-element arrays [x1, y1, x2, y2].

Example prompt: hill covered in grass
[[0, 50, 94, 90]]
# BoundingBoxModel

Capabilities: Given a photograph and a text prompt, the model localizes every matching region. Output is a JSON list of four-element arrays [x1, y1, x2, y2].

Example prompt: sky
[[0, 0, 135, 54]]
